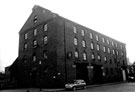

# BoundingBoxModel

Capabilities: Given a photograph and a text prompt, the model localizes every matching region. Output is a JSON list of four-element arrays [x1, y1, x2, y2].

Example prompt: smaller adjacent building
[[0, 72, 5, 89], [5, 66, 12, 88]]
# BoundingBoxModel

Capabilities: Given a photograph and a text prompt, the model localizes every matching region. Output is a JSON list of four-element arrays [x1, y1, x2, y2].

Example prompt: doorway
[[93, 65, 103, 84], [75, 63, 88, 83]]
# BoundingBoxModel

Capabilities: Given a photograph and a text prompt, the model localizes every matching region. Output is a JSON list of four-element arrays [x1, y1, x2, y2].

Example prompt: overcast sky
[[0, 0, 135, 72]]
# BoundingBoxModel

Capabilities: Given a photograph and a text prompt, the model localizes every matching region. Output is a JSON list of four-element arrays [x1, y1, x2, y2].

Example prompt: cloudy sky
[[0, 0, 135, 72]]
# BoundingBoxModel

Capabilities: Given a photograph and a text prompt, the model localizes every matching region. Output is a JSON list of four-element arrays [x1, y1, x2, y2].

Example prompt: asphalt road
[[1, 83, 135, 92], [61, 83, 135, 92]]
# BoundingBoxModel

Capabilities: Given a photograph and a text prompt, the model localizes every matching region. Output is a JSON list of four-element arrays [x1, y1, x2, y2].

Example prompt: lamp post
[[39, 60, 42, 91]]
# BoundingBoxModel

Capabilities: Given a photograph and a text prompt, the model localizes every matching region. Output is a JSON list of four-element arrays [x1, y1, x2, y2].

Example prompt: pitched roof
[[19, 5, 57, 34]]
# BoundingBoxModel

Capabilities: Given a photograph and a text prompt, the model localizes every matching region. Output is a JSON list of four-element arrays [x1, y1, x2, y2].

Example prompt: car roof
[[74, 79, 85, 82]]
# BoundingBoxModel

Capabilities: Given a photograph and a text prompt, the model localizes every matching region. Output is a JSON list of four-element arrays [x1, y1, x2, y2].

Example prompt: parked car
[[65, 79, 86, 91], [128, 76, 135, 82]]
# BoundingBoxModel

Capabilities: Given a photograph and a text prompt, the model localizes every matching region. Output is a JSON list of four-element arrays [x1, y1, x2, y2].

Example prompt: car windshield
[[69, 80, 84, 83]]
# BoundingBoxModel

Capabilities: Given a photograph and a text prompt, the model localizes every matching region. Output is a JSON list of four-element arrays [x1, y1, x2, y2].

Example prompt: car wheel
[[73, 87, 76, 91], [83, 86, 86, 89]]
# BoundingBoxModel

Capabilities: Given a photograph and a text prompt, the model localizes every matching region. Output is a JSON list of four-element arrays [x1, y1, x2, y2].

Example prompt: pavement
[[0, 81, 128, 92], [41, 81, 127, 92]]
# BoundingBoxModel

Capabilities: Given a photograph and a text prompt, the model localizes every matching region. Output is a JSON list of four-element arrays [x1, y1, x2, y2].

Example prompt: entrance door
[[93, 65, 103, 84], [75, 63, 88, 83], [31, 70, 37, 87]]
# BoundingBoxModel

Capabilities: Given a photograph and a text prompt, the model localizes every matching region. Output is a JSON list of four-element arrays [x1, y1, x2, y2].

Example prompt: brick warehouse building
[[11, 5, 127, 88]]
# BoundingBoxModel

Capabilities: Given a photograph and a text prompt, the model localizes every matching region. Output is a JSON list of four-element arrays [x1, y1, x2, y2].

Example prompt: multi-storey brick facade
[[12, 5, 127, 88]]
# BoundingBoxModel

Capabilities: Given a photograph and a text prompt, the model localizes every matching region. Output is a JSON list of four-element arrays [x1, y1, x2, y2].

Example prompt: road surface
[[61, 83, 135, 92], [1, 82, 135, 92]]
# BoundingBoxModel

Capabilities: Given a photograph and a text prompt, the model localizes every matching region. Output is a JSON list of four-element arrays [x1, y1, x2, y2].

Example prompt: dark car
[[65, 79, 86, 91]]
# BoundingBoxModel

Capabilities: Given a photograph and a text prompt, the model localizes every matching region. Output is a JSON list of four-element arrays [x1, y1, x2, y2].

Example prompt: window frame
[[74, 37, 78, 46], [24, 33, 28, 40], [81, 30, 85, 36], [107, 39, 109, 44], [43, 51, 48, 59], [103, 46, 106, 52], [90, 32, 93, 39], [104, 56, 107, 62], [44, 24, 48, 31], [73, 26, 77, 33], [33, 55, 36, 62], [33, 28, 37, 36], [91, 42, 94, 49], [98, 55, 101, 61], [43, 36, 48, 44], [33, 15, 37, 23], [97, 44, 100, 51], [33, 40, 37, 48], [24, 43, 27, 50], [23, 55, 27, 63], [82, 40, 86, 47], [96, 35, 99, 41], [75, 50, 79, 59], [112, 41, 114, 46], [83, 52, 87, 60], [92, 53, 95, 60], [102, 38, 105, 43], [113, 49, 115, 54], [108, 47, 110, 53]]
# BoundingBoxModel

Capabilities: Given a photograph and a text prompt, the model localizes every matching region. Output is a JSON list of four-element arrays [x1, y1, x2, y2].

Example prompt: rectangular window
[[24, 33, 28, 40], [102, 38, 105, 43], [107, 39, 109, 44], [33, 40, 37, 48], [104, 57, 107, 61], [91, 42, 94, 49], [33, 56, 36, 62], [23, 56, 27, 63], [81, 30, 85, 36], [97, 44, 100, 51], [120, 45, 123, 50], [115, 43, 117, 47], [73, 26, 77, 33], [83, 52, 87, 60], [92, 53, 95, 60], [90, 32, 93, 39], [98, 55, 101, 60], [116, 51, 119, 55], [82, 40, 86, 47], [75, 51, 79, 58], [103, 46, 106, 52], [33, 29, 37, 36], [43, 51, 48, 59], [67, 52, 72, 58], [74, 38, 78, 45], [121, 52, 124, 56], [24, 43, 27, 50], [108, 47, 110, 53], [44, 24, 48, 31], [33, 16, 37, 23], [113, 49, 115, 54], [43, 36, 48, 44], [112, 41, 114, 46], [96, 35, 99, 41]]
